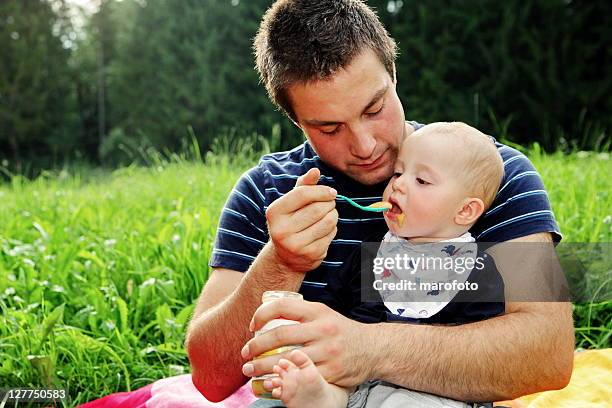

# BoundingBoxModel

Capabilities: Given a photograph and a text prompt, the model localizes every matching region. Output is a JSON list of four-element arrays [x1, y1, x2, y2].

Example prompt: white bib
[[374, 232, 477, 319]]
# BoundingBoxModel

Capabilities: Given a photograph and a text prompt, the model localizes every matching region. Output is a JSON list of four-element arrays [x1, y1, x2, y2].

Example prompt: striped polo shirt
[[209, 122, 561, 301]]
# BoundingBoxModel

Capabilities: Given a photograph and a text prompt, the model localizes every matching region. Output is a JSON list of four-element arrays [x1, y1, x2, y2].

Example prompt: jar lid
[[262, 290, 303, 302]]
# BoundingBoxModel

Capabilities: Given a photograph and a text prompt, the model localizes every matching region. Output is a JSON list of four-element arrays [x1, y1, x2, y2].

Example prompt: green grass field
[[1, 150, 610, 405]]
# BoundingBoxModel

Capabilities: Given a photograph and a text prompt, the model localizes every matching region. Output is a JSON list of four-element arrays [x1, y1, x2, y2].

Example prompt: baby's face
[[383, 131, 469, 239]]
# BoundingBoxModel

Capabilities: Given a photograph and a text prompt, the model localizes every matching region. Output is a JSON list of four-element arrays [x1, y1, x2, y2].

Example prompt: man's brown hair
[[253, 0, 398, 121]]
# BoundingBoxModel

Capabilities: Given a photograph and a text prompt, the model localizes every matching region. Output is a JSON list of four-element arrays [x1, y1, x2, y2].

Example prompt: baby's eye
[[416, 177, 430, 185], [393, 172, 402, 178]]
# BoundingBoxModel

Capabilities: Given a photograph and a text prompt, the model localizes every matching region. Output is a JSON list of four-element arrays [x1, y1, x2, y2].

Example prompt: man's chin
[[348, 167, 392, 186]]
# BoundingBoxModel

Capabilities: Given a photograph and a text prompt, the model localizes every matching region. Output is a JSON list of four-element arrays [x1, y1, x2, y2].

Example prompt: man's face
[[286, 49, 406, 185]]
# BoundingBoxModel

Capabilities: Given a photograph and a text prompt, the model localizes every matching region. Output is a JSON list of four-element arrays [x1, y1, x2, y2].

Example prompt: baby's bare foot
[[269, 349, 348, 408]]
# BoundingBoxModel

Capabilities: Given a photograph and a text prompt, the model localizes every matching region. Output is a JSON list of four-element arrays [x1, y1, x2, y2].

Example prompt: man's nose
[[349, 126, 376, 159]]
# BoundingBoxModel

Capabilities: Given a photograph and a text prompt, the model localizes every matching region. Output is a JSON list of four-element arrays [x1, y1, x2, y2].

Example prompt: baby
[[265, 122, 504, 407]]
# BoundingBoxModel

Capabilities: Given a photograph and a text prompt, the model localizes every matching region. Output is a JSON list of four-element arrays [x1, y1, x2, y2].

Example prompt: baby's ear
[[454, 198, 485, 226]]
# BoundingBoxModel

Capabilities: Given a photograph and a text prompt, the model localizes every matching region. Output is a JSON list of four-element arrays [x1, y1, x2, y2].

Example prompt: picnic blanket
[[79, 376, 256, 408], [495, 348, 612, 408], [81, 349, 611, 408]]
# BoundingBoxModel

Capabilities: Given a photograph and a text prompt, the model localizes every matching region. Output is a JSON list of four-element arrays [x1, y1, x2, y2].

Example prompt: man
[[186, 0, 574, 405]]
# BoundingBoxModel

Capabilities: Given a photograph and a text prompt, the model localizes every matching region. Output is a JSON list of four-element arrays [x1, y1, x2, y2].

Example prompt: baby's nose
[[392, 175, 406, 193]]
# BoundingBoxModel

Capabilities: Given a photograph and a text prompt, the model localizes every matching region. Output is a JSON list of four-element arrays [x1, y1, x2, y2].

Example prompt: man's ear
[[454, 198, 485, 226]]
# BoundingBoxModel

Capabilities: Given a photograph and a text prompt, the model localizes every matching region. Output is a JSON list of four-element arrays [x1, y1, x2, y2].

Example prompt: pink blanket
[[79, 375, 257, 408]]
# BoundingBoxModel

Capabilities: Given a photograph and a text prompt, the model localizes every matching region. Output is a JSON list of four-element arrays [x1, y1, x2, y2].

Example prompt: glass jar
[[251, 291, 303, 399]]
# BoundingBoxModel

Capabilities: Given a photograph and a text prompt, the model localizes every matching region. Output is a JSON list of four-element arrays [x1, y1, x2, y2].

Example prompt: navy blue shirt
[[323, 227, 506, 325], [209, 121, 561, 301]]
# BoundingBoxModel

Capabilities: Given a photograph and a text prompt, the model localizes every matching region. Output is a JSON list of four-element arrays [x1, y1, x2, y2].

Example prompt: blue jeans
[[249, 398, 286, 407], [247, 381, 494, 408]]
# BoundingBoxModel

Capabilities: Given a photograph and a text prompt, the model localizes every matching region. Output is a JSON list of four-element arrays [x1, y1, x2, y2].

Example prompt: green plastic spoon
[[336, 195, 392, 212]]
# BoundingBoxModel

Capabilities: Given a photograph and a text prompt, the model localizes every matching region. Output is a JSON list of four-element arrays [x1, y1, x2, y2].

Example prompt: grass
[[0, 149, 610, 405]]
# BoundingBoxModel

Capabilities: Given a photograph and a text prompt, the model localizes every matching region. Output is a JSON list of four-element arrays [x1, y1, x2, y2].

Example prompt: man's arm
[[244, 232, 575, 401], [369, 306, 573, 401], [186, 246, 303, 402], [363, 232, 574, 401], [186, 168, 338, 402]]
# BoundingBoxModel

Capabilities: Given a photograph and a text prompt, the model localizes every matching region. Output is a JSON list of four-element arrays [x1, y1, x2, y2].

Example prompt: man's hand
[[266, 167, 338, 273], [240, 298, 372, 388]]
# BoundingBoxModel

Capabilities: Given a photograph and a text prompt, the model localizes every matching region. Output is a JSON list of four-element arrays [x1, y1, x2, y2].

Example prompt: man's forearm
[[367, 302, 574, 401], [186, 243, 303, 402]]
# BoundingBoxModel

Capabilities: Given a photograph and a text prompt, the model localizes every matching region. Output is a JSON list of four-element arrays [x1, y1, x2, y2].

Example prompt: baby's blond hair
[[418, 122, 504, 210]]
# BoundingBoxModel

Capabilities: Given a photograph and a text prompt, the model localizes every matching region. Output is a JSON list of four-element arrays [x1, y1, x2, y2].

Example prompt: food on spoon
[[369, 201, 392, 210]]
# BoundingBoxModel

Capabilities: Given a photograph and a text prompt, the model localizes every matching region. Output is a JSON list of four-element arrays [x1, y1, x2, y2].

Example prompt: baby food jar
[[251, 290, 303, 399]]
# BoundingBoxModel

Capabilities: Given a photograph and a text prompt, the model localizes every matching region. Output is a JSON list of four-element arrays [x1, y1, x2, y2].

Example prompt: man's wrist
[[250, 242, 304, 291], [360, 322, 414, 382], [360, 322, 387, 381]]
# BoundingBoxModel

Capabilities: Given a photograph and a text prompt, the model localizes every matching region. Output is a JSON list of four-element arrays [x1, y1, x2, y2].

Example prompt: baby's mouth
[[387, 196, 403, 215], [389, 202, 402, 215], [385, 197, 406, 226]]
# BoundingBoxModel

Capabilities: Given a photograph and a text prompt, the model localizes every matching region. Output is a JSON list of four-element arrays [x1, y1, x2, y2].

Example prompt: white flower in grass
[[576, 151, 590, 159], [51, 285, 65, 293], [140, 277, 156, 288], [8, 244, 34, 257], [25, 303, 40, 312], [104, 320, 116, 331], [140, 346, 156, 355], [172, 234, 180, 243], [104, 239, 117, 247], [23, 258, 35, 267], [597, 152, 609, 161], [168, 365, 185, 375], [4, 287, 15, 296], [604, 215, 612, 224]]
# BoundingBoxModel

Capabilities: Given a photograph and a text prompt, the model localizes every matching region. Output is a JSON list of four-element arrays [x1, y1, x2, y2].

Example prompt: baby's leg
[[269, 349, 349, 408]]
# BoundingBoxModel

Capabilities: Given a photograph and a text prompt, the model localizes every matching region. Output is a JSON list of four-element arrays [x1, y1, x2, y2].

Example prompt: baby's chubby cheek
[[389, 216, 412, 236]]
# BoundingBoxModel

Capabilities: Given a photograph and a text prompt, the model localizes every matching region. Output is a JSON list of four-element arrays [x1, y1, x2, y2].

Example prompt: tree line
[[1, 0, 610, 169]]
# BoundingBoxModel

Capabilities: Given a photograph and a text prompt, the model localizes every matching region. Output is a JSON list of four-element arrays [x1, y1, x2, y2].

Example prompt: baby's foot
[[269, 349, 348, 408]]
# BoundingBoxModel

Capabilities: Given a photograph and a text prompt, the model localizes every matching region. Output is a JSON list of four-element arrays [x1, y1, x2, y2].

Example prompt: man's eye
[[416, 177, 430, 185], [320, 127, 340, 135], [366, 103, 384, 117]]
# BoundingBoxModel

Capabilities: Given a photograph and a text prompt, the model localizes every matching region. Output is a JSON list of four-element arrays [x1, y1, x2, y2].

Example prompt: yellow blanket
[[495, 349, 612, 408]]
